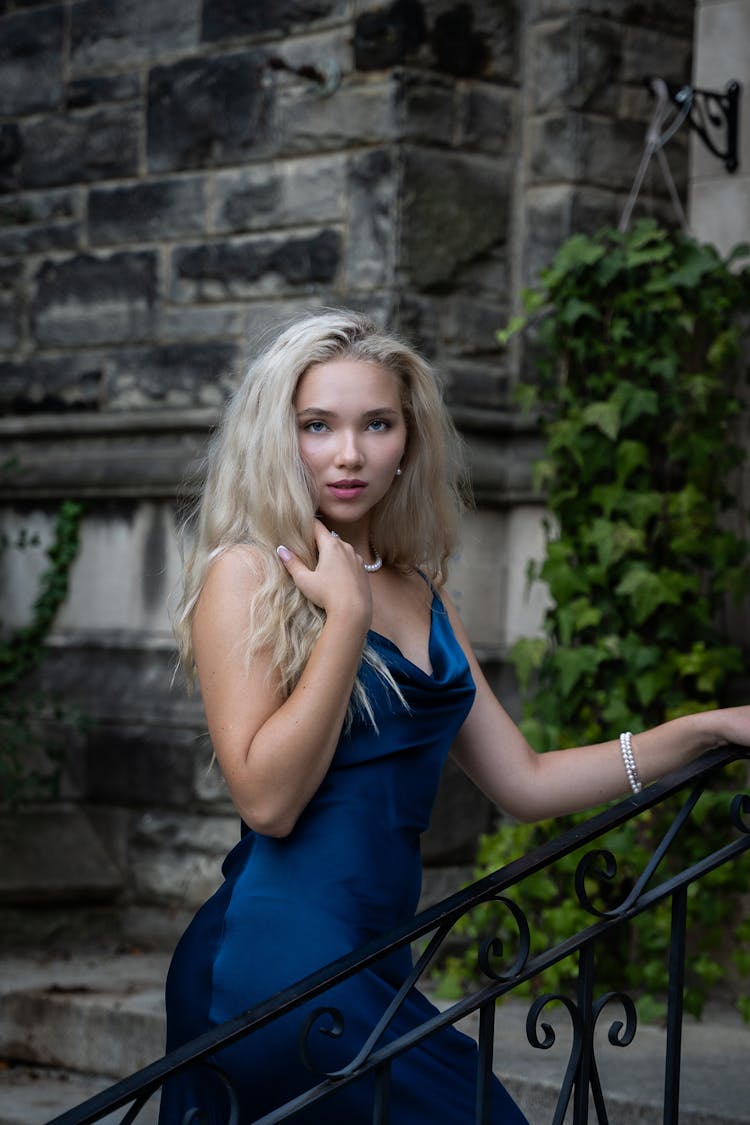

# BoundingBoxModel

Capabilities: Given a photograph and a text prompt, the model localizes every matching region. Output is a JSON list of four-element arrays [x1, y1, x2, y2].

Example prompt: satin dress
[[159, 591, 528, 1124]]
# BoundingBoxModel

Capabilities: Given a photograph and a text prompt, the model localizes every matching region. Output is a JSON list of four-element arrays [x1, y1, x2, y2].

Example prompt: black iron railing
[[48, 745, 750, 1125]]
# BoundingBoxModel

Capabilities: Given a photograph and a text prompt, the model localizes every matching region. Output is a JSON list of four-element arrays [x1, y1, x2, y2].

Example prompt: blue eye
[[368, 419, 390, 432], [304, 420, 329, 433]]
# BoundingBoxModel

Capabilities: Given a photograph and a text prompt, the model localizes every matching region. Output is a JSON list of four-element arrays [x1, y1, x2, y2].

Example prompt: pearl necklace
[[330, 529, 382, 572]]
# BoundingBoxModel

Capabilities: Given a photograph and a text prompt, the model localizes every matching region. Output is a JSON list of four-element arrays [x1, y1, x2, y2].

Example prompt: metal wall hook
[[647, 76, 741, 173]]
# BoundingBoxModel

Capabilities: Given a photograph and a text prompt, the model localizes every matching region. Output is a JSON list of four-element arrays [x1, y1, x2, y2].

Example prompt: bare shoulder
[[193, 544, 266, 637]]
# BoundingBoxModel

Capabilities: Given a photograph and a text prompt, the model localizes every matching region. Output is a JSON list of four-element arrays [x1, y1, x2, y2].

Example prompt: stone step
[[0, 1066, 159, 1125], [1, 953, 749, 1124]]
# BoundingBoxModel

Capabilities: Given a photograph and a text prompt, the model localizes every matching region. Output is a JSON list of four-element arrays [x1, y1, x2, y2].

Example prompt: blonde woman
[[159, 310, 750, 1124]]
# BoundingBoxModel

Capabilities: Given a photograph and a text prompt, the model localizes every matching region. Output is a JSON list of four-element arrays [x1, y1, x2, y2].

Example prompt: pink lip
[[327, 479, 367, 500]]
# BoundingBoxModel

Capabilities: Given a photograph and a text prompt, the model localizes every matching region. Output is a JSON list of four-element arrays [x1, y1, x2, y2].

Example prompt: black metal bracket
[[649, 78, 741, 173]]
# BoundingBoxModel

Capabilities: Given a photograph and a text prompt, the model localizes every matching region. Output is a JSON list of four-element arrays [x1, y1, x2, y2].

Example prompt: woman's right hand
[[277, 519, 373, 629]]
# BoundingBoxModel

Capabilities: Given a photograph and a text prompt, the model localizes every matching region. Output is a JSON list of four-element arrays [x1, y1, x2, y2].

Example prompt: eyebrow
[[296, 407, 401, 419]]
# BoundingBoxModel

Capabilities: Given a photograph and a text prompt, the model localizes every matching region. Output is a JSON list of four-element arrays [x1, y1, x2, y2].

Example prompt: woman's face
[[294, 358, 408, 535]]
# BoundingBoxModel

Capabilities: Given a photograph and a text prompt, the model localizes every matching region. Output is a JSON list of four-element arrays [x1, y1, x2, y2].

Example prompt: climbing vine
[[439, 220, 750, 1021], [0, 498, 85, 807]]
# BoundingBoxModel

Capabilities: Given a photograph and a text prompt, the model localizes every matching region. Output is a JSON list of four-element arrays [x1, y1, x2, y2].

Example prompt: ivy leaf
[[552, 645, 606, 696], [614, 566, 698, 624], [497, 314, 527, 346], [581, 400, 621, 440]]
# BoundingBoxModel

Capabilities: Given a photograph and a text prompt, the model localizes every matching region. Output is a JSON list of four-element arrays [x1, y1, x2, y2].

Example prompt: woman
[[159, 309, 749, 1124]]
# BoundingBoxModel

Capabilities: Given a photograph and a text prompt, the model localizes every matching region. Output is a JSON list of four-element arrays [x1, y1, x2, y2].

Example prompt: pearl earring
[[395, 467, 402, 476]]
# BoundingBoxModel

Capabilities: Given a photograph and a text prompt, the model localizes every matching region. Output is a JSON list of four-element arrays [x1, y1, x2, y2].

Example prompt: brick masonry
[[0, 0, 698, 947]]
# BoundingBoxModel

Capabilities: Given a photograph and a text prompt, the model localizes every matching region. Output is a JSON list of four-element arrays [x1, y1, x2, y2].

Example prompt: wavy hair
[[175, 309, 470, 723]]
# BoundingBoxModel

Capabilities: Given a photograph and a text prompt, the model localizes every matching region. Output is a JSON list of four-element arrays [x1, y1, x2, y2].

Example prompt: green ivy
[[1, 499, 85, 806], [441, 221, 750, 1021]]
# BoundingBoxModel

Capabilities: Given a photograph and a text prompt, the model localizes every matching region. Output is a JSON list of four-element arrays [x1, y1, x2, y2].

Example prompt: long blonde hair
[[175, 309, 470, 721]]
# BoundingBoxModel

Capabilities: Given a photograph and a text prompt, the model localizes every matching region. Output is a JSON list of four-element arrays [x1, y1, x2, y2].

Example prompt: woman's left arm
[[444, 594, 750, 822]]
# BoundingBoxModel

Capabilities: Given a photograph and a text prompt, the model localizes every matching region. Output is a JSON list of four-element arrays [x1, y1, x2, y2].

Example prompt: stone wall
[[0, 0, 697, 949]]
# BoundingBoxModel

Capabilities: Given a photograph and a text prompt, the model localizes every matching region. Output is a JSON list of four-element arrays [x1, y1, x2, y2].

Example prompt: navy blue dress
[[159, 592, 528, 1123]]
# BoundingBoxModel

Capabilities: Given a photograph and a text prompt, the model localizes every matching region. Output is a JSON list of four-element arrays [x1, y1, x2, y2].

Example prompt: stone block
[[344, 148, 397, 290], [277, 78, 397, 154], [171, 229, 341, 301], [0, 123, 23, 192], [70, 0, 199, 69], [0, 294, 21, 350], [396, 70, 456, 145], [88, 176, 208, 245], [158, 302, 245, 343], [0, 807, 123, 904], [0, 354, 104, 413], [531, 17, 622, 114], [353, 1, 428, 70], [529, 113, 644, 191], [0, 187, 79, 227], [85, 728, 200, 808], [18, 108, 140, 189], [400, 148, 509, 289], [0, 6, 64, 115], [105, 341, 238, 409], [0, 219, 82, 257], [458, 83, 516, 154], [622, 25, 692, 85], [522, 184, 620, 286], [66, 71, 141, 109], [31, 250, 157, 347], [214, 155, 346, 233], [147, 51, 274, 174], [201, 0, 344, 40], [129, 811, 236, 906]]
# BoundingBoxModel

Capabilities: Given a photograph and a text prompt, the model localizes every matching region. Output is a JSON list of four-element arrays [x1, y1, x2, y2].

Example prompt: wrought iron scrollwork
[[477, 894, 531, 981], [652, 78, 741, 173]]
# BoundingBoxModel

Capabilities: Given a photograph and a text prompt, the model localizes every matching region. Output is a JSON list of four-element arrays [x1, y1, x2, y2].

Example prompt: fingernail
[[276, 545, 292, 562]]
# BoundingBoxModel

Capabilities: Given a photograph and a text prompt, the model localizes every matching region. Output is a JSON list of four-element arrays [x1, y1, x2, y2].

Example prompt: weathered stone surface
[[0, 807, 122, 904], [147, 52, 274, 174], [69, 0, 199, 69], [89, 177, 207, 245], [0, 123, 23, 192], [396, 70, 456, 145], [529, 112, 645, 191], [0, 354, 104, 413], [0, 218, 82, 256], [344, 148, 396, 290], [171, 229, 341, 301], [129, 811, 236, 906], [159, 302, 245, 343], [622, 24, 693, 84], [85, 727, 200, 807], [0, 6, 64, 116], [66, 71, 141, 109], [17, 109, 140, 188], [202, 0, 342, 40], [0, 187, 79, 226], [353, 0, 427, 70], [0, 293, 20, 349], [105, 341, 238, 409], [459, 83, 516, 153], [213, 155, 346, 232], [31, 251, 157, 346], [277, 78, 397, 153], [532, 17, 622, 114], [401, 148, 509, 289]]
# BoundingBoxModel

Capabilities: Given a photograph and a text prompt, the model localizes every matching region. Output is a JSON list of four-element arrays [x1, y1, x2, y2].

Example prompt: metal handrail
[[47, 745, 750, 1125]]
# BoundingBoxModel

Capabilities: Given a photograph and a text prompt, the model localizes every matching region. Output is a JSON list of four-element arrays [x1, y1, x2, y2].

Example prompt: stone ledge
[[0, 807, 123, 906]]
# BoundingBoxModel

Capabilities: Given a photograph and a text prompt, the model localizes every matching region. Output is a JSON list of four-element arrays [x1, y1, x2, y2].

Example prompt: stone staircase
[[1, 950, 750, 1125]]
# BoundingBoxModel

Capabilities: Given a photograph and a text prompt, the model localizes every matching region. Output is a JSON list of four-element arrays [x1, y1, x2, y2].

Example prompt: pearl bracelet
[[619, 730, 642, 794]]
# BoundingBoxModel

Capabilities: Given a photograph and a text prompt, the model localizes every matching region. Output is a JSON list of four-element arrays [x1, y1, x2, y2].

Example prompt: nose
[[334, 428, 363, 468]]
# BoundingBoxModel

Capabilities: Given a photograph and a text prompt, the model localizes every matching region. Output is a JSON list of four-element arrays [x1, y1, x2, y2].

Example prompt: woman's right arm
[[192, 523, 372, 837]]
